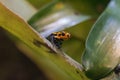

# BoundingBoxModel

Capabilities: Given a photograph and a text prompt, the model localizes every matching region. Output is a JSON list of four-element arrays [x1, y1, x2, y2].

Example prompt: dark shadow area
[[0, 27, 48, 80]]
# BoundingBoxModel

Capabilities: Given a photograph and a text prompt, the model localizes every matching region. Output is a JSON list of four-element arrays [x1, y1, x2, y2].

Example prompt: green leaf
[[27, 0, 52, 9], [28, 0, 91, 38], [63, 19, 95, 63], [61, 0, 109, 16], [28, 0, 109, 37], [0, 2, 88, 80], [82, 0, 120, 79], [0, 0, 36, 20], [27, 0, 109, 64]]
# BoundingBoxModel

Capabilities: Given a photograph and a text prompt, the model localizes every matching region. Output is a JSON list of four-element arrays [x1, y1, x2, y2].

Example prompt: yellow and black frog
[[47, 31, 71, 49]]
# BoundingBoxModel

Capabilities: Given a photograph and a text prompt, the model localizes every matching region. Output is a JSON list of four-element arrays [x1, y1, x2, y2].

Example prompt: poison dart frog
[[47, 31, 71, 49]]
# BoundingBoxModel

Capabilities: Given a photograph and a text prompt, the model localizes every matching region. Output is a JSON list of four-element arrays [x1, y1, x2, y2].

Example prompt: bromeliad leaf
[[82, 0, 120, 79], [0, 2, 88, 80]]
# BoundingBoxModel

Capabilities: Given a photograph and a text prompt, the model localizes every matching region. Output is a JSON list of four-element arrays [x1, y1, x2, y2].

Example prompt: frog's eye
[[54, 34, 57, 36], [58, 34, 61, 36]]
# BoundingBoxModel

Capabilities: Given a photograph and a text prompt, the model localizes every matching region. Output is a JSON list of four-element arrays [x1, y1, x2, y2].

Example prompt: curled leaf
[[82, 0, 120, 79]]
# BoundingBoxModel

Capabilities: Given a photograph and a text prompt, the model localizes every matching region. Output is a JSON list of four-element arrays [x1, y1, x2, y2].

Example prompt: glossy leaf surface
[[28, 0, 109, 64], [82, 0, 120, 79], [28, 0, 109, 37]]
